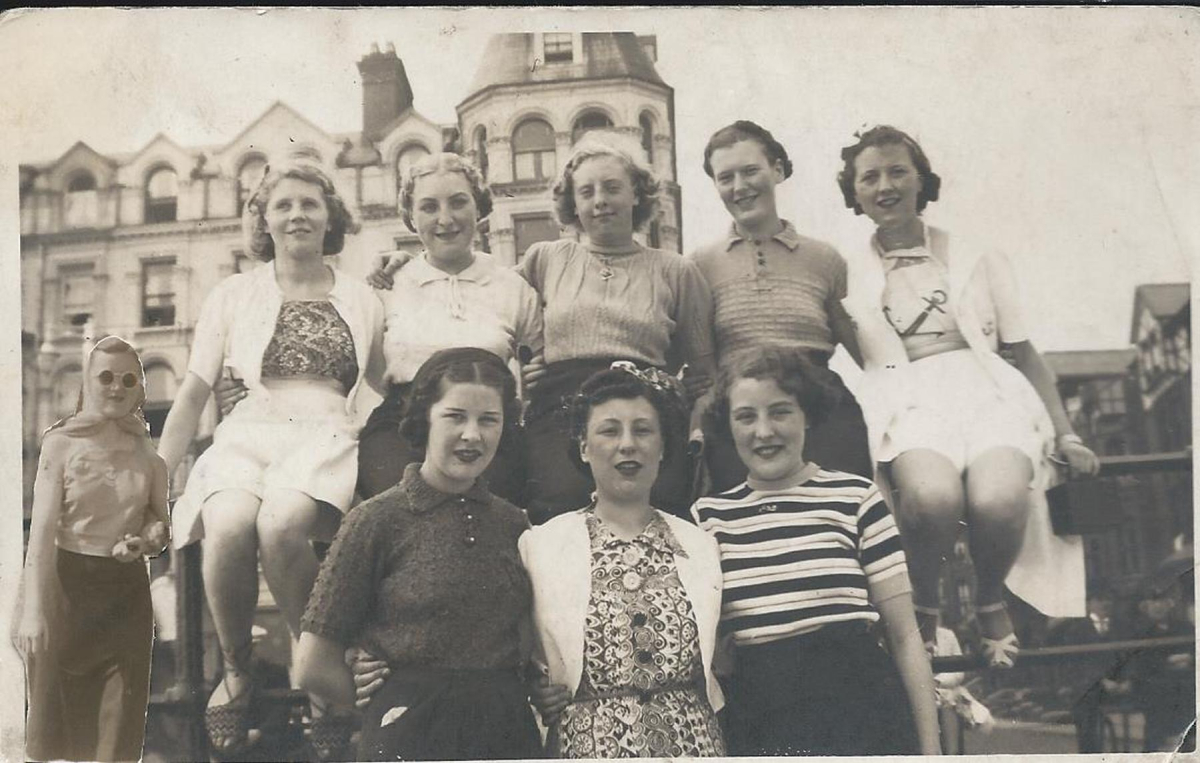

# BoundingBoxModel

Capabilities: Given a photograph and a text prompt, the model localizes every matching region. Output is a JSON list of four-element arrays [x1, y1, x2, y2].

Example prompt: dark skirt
[[721, 621, 918, 756], [704, 355, 872, 494], [26, 548, 153, 762], [523, 359, 696, 525], [358, 383, 527, 505], [357, 666, 542, 761]]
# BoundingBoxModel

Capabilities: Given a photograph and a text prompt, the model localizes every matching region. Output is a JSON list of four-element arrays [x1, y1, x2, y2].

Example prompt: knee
[[894, 479, 962, 533], [969, 483, 1030, 533], [256, 497, 318, 556], [201, 505, 258, 555]]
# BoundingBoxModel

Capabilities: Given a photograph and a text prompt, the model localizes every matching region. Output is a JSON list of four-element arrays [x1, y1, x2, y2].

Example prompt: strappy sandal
[[307, 702, 357, 762], [205, 641, 256, 758], [977, 602, 1021, 669]]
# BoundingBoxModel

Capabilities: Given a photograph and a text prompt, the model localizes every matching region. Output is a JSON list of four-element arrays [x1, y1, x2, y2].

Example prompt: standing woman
[[836, 125, 1100, 664], [295, 348, 542, 761], [688, 121, 872, 492], [157, 162, 385, 756], [691, 345, 940, 756], [519, 132, 716, 522], [14, 336, 170, 762], [521, 365, 726, 757]]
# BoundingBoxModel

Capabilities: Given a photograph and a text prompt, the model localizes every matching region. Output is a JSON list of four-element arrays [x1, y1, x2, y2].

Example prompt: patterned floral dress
[[557, 509, 726, 758]]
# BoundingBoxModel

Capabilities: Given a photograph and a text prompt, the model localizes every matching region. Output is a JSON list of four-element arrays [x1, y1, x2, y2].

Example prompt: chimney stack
[[358, 43, 414, 142]]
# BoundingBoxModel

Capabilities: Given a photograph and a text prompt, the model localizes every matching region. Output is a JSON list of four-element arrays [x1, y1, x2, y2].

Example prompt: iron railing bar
[[931, 634, 1193, 673]]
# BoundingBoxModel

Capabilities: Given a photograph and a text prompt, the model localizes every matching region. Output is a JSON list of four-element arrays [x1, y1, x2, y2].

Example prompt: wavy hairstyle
[[836, 125, 942, 215], [399, 347, 521, 453], [566, 365, 686, 475], [398, 151, 493, 233], [702, 120, 794, 180], [243, 162, 359, 261], [552, 131, 661, 232]]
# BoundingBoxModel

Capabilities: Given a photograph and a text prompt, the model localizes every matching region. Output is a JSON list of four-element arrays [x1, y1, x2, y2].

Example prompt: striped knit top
[[517, 239, 714, 369], [690, 468, 910, 646], [686, 222, 847, 362]]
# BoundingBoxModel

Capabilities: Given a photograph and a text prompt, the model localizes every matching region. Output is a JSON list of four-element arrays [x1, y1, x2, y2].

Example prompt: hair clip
[[609, 361, 687, 405]]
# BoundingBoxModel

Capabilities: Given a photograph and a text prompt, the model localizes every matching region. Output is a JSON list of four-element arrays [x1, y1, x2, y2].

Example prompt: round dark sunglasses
[[98, 370, 139, 388]]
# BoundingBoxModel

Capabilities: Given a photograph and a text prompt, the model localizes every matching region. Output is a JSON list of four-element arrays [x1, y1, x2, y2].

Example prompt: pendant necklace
[[597, 254, 615, 280]]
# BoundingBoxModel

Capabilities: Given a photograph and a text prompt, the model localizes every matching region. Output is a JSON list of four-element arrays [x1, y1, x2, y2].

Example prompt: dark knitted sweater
[[301, 463, 531, 669]]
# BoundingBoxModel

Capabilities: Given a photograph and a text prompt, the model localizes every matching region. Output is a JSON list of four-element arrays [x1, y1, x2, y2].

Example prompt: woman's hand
[[1058, 438, 1100, 478], [345, 646, 390, 709], [365, 252, 415, 291], [12, 609, 48, 658], [112, 534, 145, 562], [529, 674, 571, 725], [141, 521, 169, 556], [521, 351, 548, 392], [213, 374, 248, 419]]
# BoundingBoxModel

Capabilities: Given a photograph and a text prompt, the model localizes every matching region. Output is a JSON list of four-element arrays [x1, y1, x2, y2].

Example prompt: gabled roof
[[464, 32, 665, 102], [219, 101, 335, 155], [1131, 283, 1190, 342], [1044, 349, 1137, 379]]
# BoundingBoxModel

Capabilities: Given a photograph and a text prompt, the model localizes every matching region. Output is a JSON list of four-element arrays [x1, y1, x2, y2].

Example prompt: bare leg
[[255, 488, 325, 639], [965, 447, 1034, 639], [888, 449, 966, 644]]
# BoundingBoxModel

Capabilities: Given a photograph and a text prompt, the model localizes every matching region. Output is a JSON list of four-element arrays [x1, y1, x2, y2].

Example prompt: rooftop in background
[[1044, 349, 1137, 379], [1134, 283, 1190, 319]]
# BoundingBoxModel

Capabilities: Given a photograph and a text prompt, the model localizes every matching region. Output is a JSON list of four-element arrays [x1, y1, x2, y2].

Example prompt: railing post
[[173, 542, 207, 761]]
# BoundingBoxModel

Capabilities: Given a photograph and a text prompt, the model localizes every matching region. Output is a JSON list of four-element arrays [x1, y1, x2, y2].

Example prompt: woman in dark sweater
[[293, 347, 541, 761]]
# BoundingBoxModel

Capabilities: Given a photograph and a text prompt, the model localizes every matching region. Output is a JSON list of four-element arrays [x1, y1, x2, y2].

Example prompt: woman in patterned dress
[[520, 364, 726, 757], [157, 161, 385, 758]]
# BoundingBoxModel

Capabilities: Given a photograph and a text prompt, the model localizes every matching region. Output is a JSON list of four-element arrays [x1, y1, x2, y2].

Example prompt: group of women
[[16, 116, 1101, 761]]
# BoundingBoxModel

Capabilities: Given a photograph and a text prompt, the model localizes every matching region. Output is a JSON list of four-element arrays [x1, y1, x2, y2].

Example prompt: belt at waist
[[903, 333, 971, 362], [572, 677, 701, 705]]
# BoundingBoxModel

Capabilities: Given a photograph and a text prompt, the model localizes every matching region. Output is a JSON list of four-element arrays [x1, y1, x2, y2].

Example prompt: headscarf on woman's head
[[45, 336, 151, 440]]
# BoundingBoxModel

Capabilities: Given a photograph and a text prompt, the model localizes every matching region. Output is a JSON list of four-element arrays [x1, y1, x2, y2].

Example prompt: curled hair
[[836, 125, 942, 215], [398, 152, 493, 233], [702, 120, 794, 180], [552, 131, 660, 232], [243, 162, 359, 261], [566, 366, 686, 475], [707, 345, 842, 444], [399, 347, 521, 453]]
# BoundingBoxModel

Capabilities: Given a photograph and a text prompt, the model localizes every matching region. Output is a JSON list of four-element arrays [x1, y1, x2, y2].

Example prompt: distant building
[[1130, 283, 1191, 453]]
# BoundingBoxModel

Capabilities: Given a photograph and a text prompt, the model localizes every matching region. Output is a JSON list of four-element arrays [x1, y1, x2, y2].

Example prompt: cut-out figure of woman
[[13, 336, 169, 762]]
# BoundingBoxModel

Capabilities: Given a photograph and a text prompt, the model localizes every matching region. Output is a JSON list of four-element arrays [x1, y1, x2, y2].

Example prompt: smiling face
[[422, 381, 504, 491], [85, 351, 144, 420], [572, 155, 637, 248], [852, 142, 924, 231], [580, 395, 663, 503], [264, 177, 330, 256], [729, 376, 809, 486], [411, 169, 478, 272], [709, 139, 785, 233]]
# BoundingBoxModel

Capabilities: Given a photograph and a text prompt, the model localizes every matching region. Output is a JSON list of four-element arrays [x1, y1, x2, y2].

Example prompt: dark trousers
[[705, 364, 873, 493], [721, 622, 918, 756], [523, 359, 695, 525], [357, 667, 542, 761], [358, 384, 527, 505]]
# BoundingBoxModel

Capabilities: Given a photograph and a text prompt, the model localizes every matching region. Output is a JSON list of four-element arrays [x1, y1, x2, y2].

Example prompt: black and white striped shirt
[[691, 469, 910, 646]]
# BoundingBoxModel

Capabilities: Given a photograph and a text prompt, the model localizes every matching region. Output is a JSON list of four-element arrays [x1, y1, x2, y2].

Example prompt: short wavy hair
[[702, 120, 794, 180], [566, 366, 686, 475], [243, 162, 359, 261], [552, 131, 660, 232], [707, 345, 842, 444], [398, 152, 493, 234], [399, 347, 521, 454], [836, 125, 942, 216]]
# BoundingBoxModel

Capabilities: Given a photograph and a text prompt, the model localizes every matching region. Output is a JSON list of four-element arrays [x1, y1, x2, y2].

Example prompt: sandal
[[308, 703, 357, 762], [205, 641, 256, 758], [977, 602, 1021, 669]]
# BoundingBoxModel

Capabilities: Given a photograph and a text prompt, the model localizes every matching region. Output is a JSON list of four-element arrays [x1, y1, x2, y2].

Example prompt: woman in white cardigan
[[521, 363, 725, 757]]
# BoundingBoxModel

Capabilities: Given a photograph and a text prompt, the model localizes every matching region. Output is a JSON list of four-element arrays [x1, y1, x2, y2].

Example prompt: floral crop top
[[261, 300, 358, 392]]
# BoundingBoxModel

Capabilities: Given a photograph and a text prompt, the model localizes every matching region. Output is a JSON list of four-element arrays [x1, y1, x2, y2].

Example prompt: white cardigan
[[518, 509, 725, 712]]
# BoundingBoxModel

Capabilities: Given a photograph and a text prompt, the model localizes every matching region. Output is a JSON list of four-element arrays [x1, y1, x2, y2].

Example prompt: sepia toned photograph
[[0, 7, 1195, 761]]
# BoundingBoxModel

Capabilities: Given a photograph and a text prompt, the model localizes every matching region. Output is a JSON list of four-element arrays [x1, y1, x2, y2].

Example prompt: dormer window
[[67, 172, 96, 192], [237, 156, 267, 215], [64, 171, 99, 229], [145, 166, 178, 223], [544, 33, 573, 64]]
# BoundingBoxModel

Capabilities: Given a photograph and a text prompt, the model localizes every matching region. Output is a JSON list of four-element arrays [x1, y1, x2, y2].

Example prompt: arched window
[[512, 118, 556, 182], [67, 171, 96, 192], [396, 144, 431, 188], [571, 111, 614, 145], [474, 127, 489, 182], [143, 363, 178, 438], [639, 112, 655, 164], [144, 166, 178, 223], [236, 156, 267, 214]]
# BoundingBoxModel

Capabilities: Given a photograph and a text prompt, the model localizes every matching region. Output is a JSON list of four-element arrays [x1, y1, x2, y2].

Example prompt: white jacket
[[518, 509, 725, 712]]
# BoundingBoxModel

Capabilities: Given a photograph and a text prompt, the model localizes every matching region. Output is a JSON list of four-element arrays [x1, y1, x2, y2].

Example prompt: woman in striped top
[[691, 345, 939, 756]]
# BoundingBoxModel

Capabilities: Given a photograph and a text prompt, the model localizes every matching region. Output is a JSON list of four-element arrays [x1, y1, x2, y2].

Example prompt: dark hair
[[707, 345, 842, 443], [399, 348, 521, 453], [702, 120, 794, 180], [398, 152, 493, 233], [243, 162, 359, 261], [836, 125, 942, 215], [566, 366, 686, 475], [552, 131, 661, 232]]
